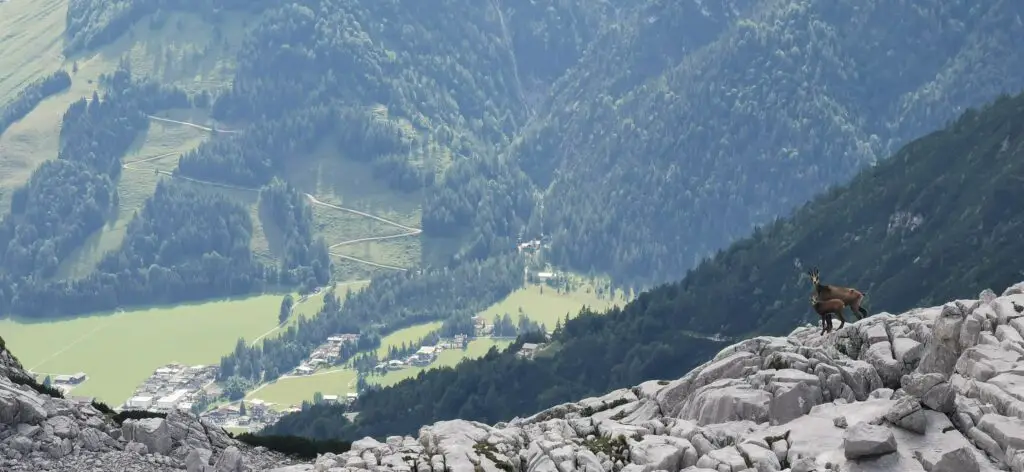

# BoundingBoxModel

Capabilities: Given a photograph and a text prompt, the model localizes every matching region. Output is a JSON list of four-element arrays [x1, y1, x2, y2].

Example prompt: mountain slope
[[3, 283, 1022, 471], [516, 0, 1024, 286], [269, 281, 1023, 472], [264, 88, 1024, 441]]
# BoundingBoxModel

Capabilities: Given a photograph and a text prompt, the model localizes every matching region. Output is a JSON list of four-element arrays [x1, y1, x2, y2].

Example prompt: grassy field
[[371, 321, 443, 358], [479, 280, 628, 330], [0, 0, 247, 217], [287, 141, 424, 280], [368, 338, 512, 388], [245, 337, 506, 408], [0, 294, 286, 405], [243, 320, 439, 408], [240, 280, 625, 406]]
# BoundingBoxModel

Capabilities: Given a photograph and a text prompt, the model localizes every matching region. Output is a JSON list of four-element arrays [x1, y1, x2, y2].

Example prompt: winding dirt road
[[146, 115, 239, 134], [119, 116, 423, 271]]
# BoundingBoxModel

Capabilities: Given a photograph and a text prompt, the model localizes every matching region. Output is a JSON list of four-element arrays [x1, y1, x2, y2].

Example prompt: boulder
[[843, 422, 897, 459], [883, 396, 927, 434]]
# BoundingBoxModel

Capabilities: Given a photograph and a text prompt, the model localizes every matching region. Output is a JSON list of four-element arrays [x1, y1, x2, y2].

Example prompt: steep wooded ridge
[[517, 0, 1024, 286], [264, 89, 1024, 442]]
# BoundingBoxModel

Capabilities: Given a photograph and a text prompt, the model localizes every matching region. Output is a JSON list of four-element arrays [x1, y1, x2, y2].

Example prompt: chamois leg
[[833, 310, 846, 331], [819, 315, 828, 335], [851, 299, 867, 320]]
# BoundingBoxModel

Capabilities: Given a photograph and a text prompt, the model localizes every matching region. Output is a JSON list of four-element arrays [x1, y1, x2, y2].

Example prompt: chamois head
[[807, 267, 821, 287]]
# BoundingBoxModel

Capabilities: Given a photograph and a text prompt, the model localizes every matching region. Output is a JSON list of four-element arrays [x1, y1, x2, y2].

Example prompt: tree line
[[0, 66, 329, 318], [0, 70, 71, 136], [258, 178, 332, 290]]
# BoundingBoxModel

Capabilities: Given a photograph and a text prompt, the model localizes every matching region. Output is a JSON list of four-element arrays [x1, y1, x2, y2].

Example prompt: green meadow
[[241, 280, 628, 407], [0, 295, 284, 404]]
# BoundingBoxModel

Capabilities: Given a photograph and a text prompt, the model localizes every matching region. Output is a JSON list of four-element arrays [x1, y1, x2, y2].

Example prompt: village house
[[126, 396, 154, 410], [294, 365, 314, 375], [248, 399, 268, 418], [345, 393, 358, 405], [156, 389, 189, 410], [411, 346, 437, 366], [517, 343, 546, 360], [53, 372, 87, 385], [321, 395, 339, 405]]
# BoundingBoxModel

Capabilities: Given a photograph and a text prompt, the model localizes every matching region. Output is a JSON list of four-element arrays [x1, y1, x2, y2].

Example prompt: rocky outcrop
[[310, 282, 1024, 472], [3, 281, 1024, 471], [0, 336, 300, 472]]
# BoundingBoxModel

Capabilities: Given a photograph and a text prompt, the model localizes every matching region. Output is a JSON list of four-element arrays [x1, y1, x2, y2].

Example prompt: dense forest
[[61, 0, 1024, 291], [9, 180, 269, 316], [0, 70, 71, 136], [265, 90, 1024, 441], [217, 253, 524, 384], [0, 67, 188, 316], [257, 178, 332, 289], [518, 0, 1024, 286]]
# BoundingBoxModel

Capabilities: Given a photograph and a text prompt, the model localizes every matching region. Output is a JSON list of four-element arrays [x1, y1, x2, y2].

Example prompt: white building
[[412, 346, 437, 366], [322, 395, 339, 405], [126, 396, 154, 409], [156, 389, 189, 409]]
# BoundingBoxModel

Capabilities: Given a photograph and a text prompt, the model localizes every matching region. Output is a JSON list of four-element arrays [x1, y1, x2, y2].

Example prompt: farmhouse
[[411, 346, 437, 366], [53, 372, 87, 385], [517, 343, 546, 360], [294, 366, 314, 375], [322, 395, 339, 405], [345, 393, 358, 405]]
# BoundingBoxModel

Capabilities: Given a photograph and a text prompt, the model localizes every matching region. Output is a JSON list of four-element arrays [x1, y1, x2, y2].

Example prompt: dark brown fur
[[811, 295, 847, 335], [807, 267, 869, 320]]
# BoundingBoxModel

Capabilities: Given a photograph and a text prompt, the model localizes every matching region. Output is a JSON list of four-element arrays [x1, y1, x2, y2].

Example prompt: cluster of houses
[[202, 399, 290, 432], [291, 333, 360, 376], [202, 393, 361, 432], [122, 363, 218, 413], [370, 334, 469, 374]]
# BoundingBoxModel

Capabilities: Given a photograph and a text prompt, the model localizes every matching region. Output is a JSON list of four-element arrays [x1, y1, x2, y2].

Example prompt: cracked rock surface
[[4, 281, 1024, 471], [307, 282, 1024, 472]]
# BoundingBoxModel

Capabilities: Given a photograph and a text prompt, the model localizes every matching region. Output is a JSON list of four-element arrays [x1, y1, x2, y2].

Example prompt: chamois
[[810, 294, 847, 335], [807, 267, 869, 320]]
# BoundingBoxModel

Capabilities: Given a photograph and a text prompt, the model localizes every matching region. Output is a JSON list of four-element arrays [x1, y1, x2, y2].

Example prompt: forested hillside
[[0, 66, 331, 317], [263, 89, 1024, 441], [57, 0, 1024, 291], [516, 0, 1024, 286]]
